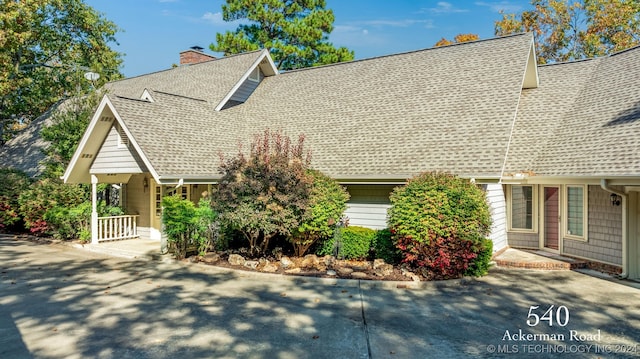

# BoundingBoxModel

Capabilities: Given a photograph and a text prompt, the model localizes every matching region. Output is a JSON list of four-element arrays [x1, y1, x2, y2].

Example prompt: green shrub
[[318, 226, 375, 260], [291, 170, 349, 256], [162, 195, 218, 259], [0, 168, 32, 229], [371, 228, 402, 264], [18, 178, 88, 235], [388, 172, 492, 279], [43, 201, 123, 241]]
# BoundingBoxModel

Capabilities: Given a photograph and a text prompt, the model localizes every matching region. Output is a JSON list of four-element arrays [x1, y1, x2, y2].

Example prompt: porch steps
[[493, 248, 587, 270]]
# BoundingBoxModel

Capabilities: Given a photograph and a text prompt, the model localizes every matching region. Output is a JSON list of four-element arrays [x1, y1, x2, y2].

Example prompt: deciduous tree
[[0, 0, 122, 143], [434, 33, 480, 47], [210, 0, 354, 70], [40, 91, 103, 178], [495, 0, 640, 63]]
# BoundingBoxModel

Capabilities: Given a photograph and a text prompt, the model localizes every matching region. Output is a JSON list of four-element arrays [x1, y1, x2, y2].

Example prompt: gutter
[[600, 179, 628, 278]]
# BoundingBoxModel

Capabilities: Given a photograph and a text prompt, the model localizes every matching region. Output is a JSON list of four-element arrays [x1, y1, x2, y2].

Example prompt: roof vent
[[190, 45, 204, 52]]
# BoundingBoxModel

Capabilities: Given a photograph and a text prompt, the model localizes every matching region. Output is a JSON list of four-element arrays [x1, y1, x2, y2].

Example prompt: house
[[61, 33, 640, 280]]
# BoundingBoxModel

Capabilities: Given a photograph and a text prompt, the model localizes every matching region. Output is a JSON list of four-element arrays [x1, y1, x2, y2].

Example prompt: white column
[[91, 175, 98, 244]]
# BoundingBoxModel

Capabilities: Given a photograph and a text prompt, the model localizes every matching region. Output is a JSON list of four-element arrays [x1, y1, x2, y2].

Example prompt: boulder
[[326, 269, 337, 276], [323, 255, 336, 268], [337, 267, 354, 276], [261, 263, 278, 273], [374, 264, 394, 277], [351, 272, 368, 279], [244, 260, 259, 269], [200, 253, 220, 264], [401, 268, 421, 282], [352, 261, 372, 271], [280, 256, 294, 269], [285, 268, 302, 274], [373, 258, 386, 269], [301, 254, 320, 268], [228, 254, 245, 266]]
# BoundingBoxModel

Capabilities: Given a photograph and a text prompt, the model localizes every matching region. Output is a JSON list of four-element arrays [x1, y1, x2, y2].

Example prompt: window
[[155, 185, 162, 217], [510, 185, 535, 231], [565, 185, 586, 239]]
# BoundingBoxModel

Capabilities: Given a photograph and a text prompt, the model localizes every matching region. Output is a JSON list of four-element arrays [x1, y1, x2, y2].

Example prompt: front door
[[543, 186, 560, 251]]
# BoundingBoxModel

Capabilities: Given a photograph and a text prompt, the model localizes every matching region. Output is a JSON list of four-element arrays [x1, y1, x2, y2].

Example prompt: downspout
[[600, 179, 628, 278]]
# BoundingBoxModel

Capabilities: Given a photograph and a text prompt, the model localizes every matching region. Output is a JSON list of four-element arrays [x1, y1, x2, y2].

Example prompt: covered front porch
[[89, 172, 212, 244]]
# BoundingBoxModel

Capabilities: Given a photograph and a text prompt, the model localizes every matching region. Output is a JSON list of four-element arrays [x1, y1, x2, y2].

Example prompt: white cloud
[[201, 11, 225, 25], [362, 19, 434, 28], [423, 2, 469, 14], [474, 1, 524, 13]]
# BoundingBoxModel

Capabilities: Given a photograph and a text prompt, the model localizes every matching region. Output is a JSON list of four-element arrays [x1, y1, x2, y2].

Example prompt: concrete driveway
[[1, 236, 638, 358]]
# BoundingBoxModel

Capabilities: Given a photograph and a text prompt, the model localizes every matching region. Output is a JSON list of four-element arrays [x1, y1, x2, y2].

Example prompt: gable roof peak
[[214, 49, 278, 111]]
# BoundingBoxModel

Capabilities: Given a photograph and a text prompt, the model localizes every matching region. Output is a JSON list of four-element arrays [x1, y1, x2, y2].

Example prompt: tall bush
[[388, 172, 492, 279], [162, 195, 217, 259], [291, 170, 349, 256], [213, 129, 312, 257], [0, 168, 31, 229]]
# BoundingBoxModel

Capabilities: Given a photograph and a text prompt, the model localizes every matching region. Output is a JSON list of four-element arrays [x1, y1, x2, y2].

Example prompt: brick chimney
[[179, 46, 216, 65]]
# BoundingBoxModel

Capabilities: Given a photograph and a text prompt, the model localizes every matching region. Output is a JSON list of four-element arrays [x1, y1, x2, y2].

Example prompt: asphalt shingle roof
[[104, 33, 535, 181], [505, 46, 640, 178], [105, 50, 264, 106], [80, 32, 640, 182]]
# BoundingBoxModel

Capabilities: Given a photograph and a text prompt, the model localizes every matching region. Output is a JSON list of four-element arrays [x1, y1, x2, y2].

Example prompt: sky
[[84, 0, 532, 78]]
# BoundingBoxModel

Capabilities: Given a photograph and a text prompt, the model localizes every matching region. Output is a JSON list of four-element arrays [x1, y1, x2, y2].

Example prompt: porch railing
[[97, 215, 139, 242]]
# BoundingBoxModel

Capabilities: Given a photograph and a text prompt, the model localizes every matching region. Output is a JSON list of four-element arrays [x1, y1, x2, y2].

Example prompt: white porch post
[[91, 175, 99, 244]]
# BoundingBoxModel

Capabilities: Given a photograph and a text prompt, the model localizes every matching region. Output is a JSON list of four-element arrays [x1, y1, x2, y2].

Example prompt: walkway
[[1, 235, 639, 358]]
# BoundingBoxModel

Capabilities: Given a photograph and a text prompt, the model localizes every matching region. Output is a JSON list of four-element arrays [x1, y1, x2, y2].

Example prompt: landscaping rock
[[261, 263, 278, 273], [373, 258, 386, 269], [244, 260, 259, 270], [285, 268, 301, 274], [401, 268, 421, 282], [280, 256, 294, 269], [351, 272, 368, 279], [228, 254, 245, 266], [323, 255, 336, 268], [301, 254, 320, 268], [374, 263, 394, 277], [326, 269, 337, 276], [200, 253, 220, 264], [352, 263, 372, 271], [336, 267, 353, 276]]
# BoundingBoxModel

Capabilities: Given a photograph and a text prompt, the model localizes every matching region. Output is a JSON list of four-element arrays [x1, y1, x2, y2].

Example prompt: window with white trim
[[509, 185, 535, 231], [565, 185, 586, 239]]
